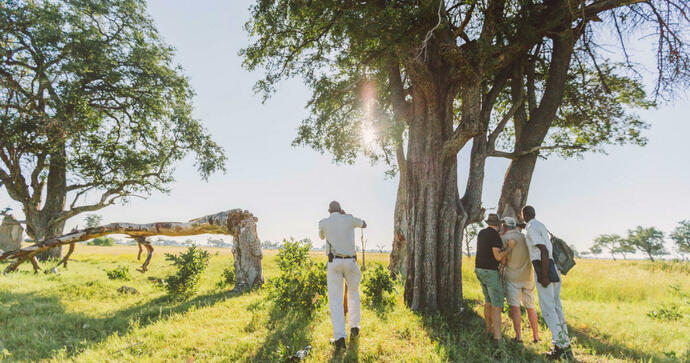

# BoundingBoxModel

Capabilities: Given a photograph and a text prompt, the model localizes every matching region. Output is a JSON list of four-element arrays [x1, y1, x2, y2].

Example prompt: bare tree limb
[[1, 209, 264, 291], [489, 144, 588, 159]]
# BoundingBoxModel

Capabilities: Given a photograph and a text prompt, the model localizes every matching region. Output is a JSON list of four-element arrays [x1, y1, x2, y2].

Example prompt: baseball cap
[[501, 216, 517, 228]]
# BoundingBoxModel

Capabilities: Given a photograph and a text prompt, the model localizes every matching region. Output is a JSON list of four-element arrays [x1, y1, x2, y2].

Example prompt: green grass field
[[1, 245, 688, 362]]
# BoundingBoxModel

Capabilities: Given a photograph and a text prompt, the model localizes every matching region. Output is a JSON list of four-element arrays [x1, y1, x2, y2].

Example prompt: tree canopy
[[627, 226, 667, 262], [0, 0, 226, 257], [243, 0, 690, 313], [670, 220, 690, 258]]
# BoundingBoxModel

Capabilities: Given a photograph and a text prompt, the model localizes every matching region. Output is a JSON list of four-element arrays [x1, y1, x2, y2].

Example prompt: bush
[[164, 246, 210, 301], [362, 263, 395, 307], [268, 238, 327, 314], [647, 304, 682, 321], [106, 265, 131, 281], [87, 237, 114, 246], [217, 264, 236, 289]]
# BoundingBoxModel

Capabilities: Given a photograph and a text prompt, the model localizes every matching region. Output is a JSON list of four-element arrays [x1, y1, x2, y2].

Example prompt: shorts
[[505, 280, 535, 309], [475, 268, 505, 307]]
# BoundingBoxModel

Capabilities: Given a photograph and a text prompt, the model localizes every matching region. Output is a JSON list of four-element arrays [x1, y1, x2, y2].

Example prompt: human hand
[[541, 276, 550, 288]]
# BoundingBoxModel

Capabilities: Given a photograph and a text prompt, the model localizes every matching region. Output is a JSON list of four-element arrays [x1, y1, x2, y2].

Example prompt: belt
[[334, 255, 356, 259]]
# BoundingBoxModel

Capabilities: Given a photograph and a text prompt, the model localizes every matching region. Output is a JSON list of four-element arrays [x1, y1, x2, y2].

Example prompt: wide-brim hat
[[485, 213, 501, 226]]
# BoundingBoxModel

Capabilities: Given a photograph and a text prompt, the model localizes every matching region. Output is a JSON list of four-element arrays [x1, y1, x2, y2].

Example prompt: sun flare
[[361, 123, 377, 149]]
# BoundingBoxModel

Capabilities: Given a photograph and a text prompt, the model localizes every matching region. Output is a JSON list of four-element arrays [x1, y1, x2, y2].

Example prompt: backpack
[[549, 234, 576, 275]]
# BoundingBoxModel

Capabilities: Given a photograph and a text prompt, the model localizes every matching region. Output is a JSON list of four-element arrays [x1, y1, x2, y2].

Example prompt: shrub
[[164, 246, 210, 300], [87, 237, 114, 246], [106, 265, 131, 281], [267, 238, 327, 314], [217, 264, 236, 289], [361, 263, 395, 307], [647, 304, 682, 321]]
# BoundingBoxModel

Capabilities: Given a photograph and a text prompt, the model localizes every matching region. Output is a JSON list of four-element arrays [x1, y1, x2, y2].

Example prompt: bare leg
[[492, 306, 503, 340], [526, 307, 540, 341], [509, 306, 522, 341], [491, 306, 503, 340], [484, 302, 493, 334]]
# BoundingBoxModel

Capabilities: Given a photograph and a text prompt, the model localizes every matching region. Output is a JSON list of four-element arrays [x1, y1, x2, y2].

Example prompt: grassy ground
[[1, 245, 688, 362]]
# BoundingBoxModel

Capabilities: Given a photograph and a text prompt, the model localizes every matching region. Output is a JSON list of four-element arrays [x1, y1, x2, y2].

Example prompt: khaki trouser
[[327, 258, 361, 340]]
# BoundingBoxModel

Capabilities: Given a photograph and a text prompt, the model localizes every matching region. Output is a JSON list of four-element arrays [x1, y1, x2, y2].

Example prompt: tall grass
[[0, 246, 687, 362]]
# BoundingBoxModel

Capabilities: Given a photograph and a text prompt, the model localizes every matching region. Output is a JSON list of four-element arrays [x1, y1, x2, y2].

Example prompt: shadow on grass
[[327, 335, 359, 363], [419, 300, 548, 362], [0, 287, 240, 361], [251, 303, 317, 362], [569, 325, 670, 362]]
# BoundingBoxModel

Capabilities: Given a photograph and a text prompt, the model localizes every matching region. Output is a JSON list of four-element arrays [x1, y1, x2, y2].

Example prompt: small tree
[[85, 215, 103, 229], [164, 246, 211, 301], [463, 222, 483, 258], [613, 239, 636, 260], [670, 220, 690, 260], [627, 227, 668, 262], [592, 234, 624, 260], [589, 244, 603, 257]]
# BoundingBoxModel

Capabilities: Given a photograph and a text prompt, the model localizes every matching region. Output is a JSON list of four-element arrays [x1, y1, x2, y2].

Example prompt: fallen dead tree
[[0, 209, 264, 290]]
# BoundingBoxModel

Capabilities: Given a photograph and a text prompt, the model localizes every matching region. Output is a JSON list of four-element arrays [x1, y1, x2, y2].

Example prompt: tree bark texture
[[403, 73, 465, 314], [497, 32, 575, 220], [1, 209, 264, 290], [26, 145, 68, 261], [0, 216, 23, 252], [388, 143, 408, 278]]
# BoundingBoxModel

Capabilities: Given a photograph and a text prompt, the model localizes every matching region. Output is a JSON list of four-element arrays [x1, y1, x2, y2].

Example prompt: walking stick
[[360, 228, 366, 270], [344, 282, 348, 316]]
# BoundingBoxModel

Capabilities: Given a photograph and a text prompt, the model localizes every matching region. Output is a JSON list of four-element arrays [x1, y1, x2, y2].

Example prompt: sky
[[2, 1, 689, 255]]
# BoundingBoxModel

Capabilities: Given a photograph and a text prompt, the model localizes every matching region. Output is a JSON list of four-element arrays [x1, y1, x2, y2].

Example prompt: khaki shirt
[[502, 230, 535, 287], [319, 213, 364, 256]]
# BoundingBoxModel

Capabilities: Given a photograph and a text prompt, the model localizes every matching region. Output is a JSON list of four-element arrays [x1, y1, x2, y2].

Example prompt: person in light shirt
[[500, 216, 539, 344], [319, 201, 366, 351], [522, 205, 573, 360]]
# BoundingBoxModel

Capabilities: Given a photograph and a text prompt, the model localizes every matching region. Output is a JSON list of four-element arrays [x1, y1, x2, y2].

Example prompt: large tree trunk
[[497, 33, 575, 221], [32, 146, 68, 260], [232, 213, 264, 290], [30, 219, 65, 260], [497, 153, 538, 220], [403, 82, 464, 314], [388, 143, 408, 278]]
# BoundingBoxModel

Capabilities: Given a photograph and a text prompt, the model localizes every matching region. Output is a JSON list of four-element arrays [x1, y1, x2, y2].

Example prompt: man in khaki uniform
[[501, 217, 540, 343], [319, 201, 366, 351]]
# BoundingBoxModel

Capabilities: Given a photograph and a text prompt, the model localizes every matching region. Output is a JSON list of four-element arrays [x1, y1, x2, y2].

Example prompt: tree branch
[[489, 144, 588, 159], [0, 209, 258, 273]]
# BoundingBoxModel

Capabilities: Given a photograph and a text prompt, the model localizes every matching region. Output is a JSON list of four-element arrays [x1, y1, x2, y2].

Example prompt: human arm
[[351, 216, 366, 228], [492, 246, 513, 261], [499, 239, 516, 264], [318, 221, 325, 240]]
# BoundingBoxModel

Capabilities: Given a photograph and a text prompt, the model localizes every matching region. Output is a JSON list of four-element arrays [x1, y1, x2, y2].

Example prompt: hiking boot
[[350, 327, 359, 338], [547, 345, 573, 361], [330, 338, 346, 351], [561, 346, 574, 361], [546, 346, 563, 360]]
